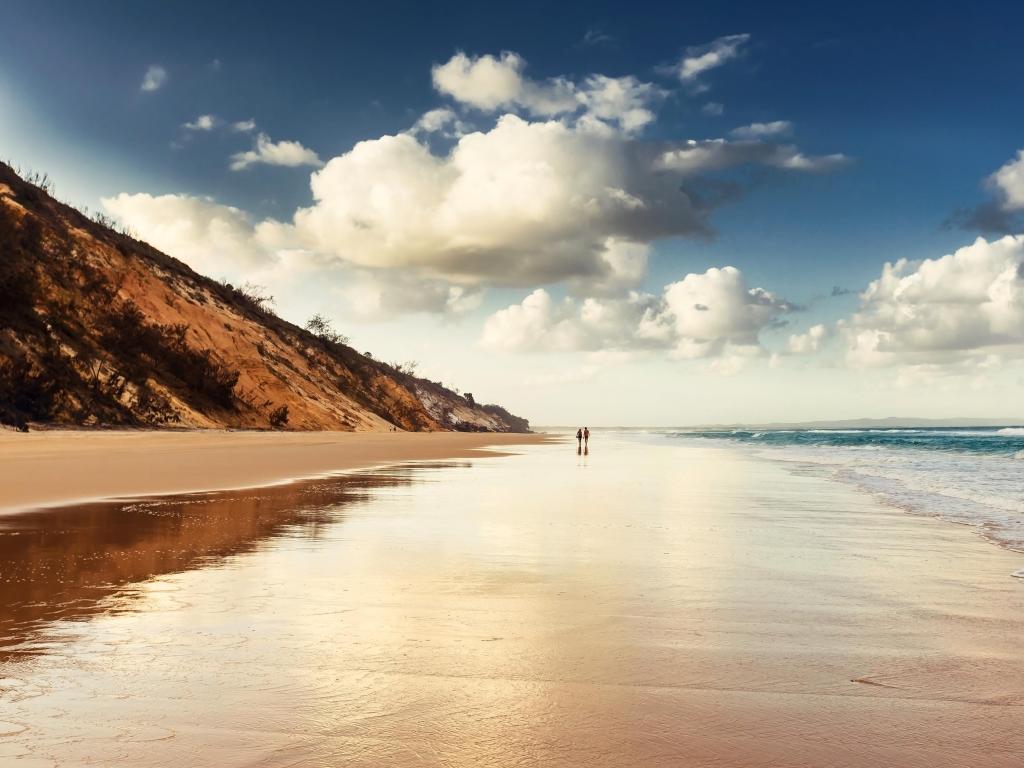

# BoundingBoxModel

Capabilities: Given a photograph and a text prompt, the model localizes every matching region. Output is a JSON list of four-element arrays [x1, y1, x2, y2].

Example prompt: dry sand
[[0, 429, 547, 514]]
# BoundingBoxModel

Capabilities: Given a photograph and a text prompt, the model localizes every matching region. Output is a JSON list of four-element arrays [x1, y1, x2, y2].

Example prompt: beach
[[1, 432, 1022, 766], [0, 429, 546, 514]]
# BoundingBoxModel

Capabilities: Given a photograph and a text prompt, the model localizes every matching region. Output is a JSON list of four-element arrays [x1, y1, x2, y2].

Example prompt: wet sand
[[1, 435, 1022, 766], [0, 430, 545, 514]]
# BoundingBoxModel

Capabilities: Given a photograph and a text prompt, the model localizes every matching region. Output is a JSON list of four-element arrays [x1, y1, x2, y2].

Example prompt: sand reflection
[[0, 467, 436, 660]]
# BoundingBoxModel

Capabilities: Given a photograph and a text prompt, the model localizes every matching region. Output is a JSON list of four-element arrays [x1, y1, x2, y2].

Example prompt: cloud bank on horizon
[[102, 35, 1024, 378]]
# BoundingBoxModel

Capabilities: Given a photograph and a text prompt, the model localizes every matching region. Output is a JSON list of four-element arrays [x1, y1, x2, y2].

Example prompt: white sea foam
[[820, 449, 1021, 552], [674, 433, 1024, 555]]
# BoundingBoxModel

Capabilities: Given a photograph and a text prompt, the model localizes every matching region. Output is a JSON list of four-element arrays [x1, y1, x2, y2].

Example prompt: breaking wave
[[669, 427, 1024, 554]]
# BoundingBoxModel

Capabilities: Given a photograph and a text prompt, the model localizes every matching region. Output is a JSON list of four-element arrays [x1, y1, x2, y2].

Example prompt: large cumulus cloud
[[481, 265, 795, 362], [274, 114, 720, 287], [266, 106, 844, 289], [101, 192, 280, 277], [106, 46, 846, 323], [844, 235, 1024, 366]]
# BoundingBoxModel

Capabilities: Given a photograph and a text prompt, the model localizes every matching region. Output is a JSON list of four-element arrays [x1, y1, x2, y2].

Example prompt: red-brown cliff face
[[0, 163, 528, 433]]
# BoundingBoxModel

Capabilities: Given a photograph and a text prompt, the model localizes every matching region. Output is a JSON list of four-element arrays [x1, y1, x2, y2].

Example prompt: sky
[[3, 0, 1024, 426]]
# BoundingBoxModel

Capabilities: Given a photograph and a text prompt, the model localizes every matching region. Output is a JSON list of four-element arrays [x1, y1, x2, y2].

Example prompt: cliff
[[0, 163, 528, 433]]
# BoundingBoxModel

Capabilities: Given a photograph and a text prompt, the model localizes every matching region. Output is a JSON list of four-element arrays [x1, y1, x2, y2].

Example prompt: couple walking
[[575, 426, 590, 452]]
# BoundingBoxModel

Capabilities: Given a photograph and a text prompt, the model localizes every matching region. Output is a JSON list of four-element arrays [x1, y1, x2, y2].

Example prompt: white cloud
[[576, 75, 660, 132], [787, 323, 830, 354], [773, 151, 848, 171], [706, 349, 760, 376], [946, 149, 1024, 232], [480, 289, 611, 352], [730, 120, 792, 139], [432, 51, 577, 116], [180, 114, 255, 138], [701, 102, 724, 116], [413, 107, 456, 132], [338, 271, 483, 320], [844, 235, 1024, 367], [140, 65, 168, 92], [183, 114, 220, 131], [431, 51, 525, 111], [431, 52, 662, 133], [658, 139, 846, 174], [101, 192, 278, 278], [481, 265, 793, 360], [569, 239, 650, 295], [658, 266, 794, 356], [989, 149, 1024, 210], [577, 29, 615, 49], [230, 132, 323, 171], [409, 108, 469, 138], [674, 34, 750, 83]]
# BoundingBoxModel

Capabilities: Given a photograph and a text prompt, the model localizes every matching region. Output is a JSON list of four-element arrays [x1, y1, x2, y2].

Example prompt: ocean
[[667, 427, 1024, 554]]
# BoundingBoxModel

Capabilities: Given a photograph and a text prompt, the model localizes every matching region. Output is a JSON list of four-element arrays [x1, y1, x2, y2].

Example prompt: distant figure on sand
[[576, 427, 583, 451], [584, 427, 590, 449]]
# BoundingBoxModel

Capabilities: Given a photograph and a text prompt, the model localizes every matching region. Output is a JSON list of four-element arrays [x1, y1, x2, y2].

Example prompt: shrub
[[390, 360, 419, 376], [92, 212, 116, 229], [0, 349, 79, 428], [0, 358, 37, 431], [304, 313, 349, 345], [100, 302, 239, 409], [237, 282, 275, 313], [0, 209, 43, 325], [218, 281, 276, 315], [268, 404, 289, 428]]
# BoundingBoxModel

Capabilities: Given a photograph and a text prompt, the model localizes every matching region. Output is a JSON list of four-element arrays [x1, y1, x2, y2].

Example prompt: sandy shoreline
[[2, 435, 1022, 766], [0, 429, 549, 514]]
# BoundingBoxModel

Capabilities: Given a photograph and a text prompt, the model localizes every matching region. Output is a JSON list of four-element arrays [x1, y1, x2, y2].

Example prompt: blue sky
[[3, 0, 1024, 424]]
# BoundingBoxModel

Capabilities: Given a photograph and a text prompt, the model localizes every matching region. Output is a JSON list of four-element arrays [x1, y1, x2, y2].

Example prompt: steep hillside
[[0, 163, 528, 433]]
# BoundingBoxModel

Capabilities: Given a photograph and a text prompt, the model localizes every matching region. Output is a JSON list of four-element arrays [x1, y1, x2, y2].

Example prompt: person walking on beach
[[576, 427, 583, 451], [583, 427, 590, 449]]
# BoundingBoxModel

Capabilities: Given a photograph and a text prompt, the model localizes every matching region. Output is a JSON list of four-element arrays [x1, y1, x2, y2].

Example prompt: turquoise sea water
[[666, 427, 1024, 554], [678, 427, 1024, 456]]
